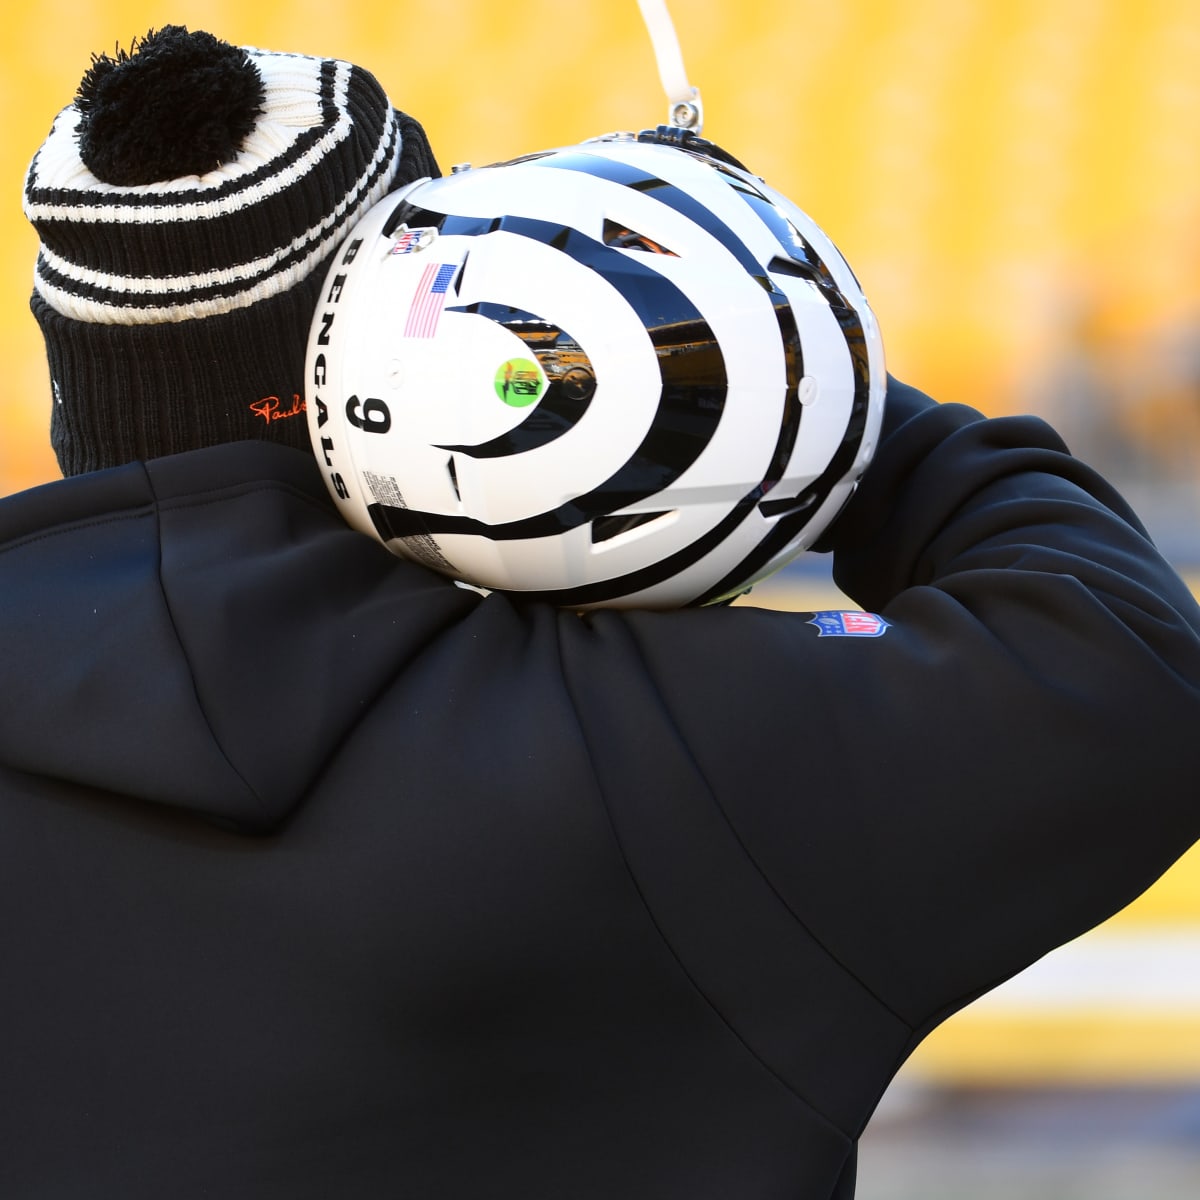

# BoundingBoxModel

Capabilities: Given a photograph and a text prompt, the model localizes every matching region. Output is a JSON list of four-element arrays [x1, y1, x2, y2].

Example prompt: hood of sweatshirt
[[0, 440, 479, 831]]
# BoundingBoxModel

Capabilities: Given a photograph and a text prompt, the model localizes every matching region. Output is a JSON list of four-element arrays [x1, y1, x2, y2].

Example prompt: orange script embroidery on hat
[[249, 394, 306, 424]]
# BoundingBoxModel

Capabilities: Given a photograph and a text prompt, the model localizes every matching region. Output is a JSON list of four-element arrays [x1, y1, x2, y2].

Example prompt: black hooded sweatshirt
[[2, 379, 1198, 1198]]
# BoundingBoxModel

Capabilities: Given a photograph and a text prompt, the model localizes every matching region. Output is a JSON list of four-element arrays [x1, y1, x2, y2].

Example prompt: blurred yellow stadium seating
[[5, 0, 1200, 496], [3, 0, 1199, 1086]]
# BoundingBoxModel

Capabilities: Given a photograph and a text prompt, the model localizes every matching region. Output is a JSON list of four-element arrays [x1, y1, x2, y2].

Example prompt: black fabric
[[35, 278, 321, 474], [2, 379, 1199, 1198], [75, 27, 267, 186]]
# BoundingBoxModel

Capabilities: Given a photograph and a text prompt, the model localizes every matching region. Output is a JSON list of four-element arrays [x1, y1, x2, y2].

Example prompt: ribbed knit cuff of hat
[[24, 27, 439, 477], [33, 276, 324, 475]]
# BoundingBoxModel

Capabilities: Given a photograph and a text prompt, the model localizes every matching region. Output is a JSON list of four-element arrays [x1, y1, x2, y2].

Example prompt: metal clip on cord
[[636, 0, 703, 133]]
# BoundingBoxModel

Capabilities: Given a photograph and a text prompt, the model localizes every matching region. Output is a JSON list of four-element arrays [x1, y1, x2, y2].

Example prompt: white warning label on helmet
[[363, 470, 457, 574]]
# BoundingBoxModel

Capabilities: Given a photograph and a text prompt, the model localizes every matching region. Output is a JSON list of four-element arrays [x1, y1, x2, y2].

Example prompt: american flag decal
[[404, 262, 456, 338]]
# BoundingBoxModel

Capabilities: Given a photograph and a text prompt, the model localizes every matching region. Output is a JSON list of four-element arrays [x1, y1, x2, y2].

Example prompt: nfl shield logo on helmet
[[388, 227, 436, 255], [808, 611, 890, 638]]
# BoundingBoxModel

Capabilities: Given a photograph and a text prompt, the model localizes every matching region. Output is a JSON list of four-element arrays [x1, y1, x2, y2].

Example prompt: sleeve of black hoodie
[[596, 375, 1200, 1038]]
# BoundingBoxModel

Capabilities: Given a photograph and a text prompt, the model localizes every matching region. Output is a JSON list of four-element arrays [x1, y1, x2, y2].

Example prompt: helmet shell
[[306, 134, 884, 608]]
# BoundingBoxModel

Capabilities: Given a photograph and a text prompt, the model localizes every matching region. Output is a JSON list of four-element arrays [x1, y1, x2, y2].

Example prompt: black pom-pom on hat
[[75, 26, 266, 185], [24, 26, 440, 476]]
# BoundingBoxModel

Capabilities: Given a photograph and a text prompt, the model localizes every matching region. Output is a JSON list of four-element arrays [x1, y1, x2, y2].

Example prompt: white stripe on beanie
[[25, 50, 407, 326]]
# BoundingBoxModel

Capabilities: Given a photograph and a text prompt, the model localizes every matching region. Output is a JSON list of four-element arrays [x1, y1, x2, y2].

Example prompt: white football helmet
[[306, 129, 885, 608]]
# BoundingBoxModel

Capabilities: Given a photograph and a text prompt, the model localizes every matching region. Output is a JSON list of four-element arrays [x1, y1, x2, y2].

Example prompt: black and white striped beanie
[[23, 26, 438, 476]]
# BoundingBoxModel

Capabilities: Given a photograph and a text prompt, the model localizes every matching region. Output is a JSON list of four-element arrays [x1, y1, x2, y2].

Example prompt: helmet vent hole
[[759, 489, 818, 519], [591, 510, 674, 545], [446, 456, 461, 501], [383, 201, 446, 237], [602, 219, 677, 256], [767, 255, 817, 280]]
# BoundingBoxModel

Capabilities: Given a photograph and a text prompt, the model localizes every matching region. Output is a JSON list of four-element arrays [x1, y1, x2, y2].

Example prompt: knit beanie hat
[[23, 25, 439, 476]]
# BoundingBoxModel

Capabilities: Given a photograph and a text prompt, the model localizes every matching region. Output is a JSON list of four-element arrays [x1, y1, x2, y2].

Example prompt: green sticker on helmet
[[494, 357, 545, 407]]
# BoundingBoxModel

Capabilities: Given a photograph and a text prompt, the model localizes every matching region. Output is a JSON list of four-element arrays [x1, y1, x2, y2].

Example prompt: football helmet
[[306, 128, 884, 608]]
